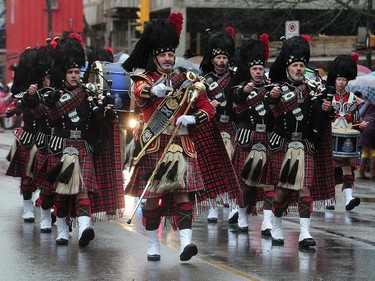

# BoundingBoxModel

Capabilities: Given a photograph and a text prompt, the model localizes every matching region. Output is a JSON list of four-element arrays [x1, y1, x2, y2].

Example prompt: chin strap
[[155, 56, 176, 72]]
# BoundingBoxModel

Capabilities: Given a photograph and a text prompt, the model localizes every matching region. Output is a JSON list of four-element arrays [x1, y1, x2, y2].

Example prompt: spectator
[[358, 100, 375, 180]]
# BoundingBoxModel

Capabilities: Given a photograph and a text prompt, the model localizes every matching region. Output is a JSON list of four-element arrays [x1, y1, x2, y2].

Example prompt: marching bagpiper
[[123, 12, 241, 262]]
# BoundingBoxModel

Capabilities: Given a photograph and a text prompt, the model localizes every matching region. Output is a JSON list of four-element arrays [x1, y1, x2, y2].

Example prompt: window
[[50, 0, 58, 9]]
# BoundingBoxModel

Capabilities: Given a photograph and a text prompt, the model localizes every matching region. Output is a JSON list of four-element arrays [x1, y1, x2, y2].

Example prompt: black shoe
[[346, 197, 361, 211], [180, 243, 198, 261], [299, 247, 317, 254], [237, 225, 249, 233], [325, 205, 335, 210], [298, 238, 316, 248], [41, 227, 52, 233], [56, 238, 69, 245], [207, 217, 218, 223], [79, 227, 95, 247], [228, 211, 238, 224], [272, 238, 284, 246], [24, 218, 35, 223], [147, 254, 161, 261], [261, 229, 271, 237]]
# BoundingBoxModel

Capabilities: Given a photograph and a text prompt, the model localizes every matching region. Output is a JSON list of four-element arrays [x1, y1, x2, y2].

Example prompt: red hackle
[[69, 32, 84, 49], [50, 40, 58, 50], [169, 12, 183, 36], [106, 47, 114, 55], [301, 34, 311, 44], [225, 26, 235, 39], [259, 33, 270, 60], [351, 52, 359, 64]]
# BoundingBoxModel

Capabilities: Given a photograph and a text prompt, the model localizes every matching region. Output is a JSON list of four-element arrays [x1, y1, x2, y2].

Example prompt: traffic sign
[[285, 21, 300, 39]]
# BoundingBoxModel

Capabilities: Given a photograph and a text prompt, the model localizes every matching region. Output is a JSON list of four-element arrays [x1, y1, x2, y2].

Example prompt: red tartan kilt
[[192, 120, 242, 204], [217, 122, 236, 140], [34, 148, 48, 172], [232, 133, 272, 201], [31, 147, 52, 189], [6, 143, 30, 178], [267, 140, 314, 203], [125, 134, 204, 199], [35, 139, 97, 192], [333, 156, 356, 168], [333, 156, 357, 185]]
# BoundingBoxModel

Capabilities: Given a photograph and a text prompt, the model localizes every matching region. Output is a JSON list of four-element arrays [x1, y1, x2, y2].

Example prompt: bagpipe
[[303, 66, 335, 102], [35, 78, 116, 119]]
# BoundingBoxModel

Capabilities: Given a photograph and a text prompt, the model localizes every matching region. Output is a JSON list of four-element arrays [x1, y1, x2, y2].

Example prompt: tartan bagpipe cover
[[90, 122, 125, 221], [312, 123, 336, 202]]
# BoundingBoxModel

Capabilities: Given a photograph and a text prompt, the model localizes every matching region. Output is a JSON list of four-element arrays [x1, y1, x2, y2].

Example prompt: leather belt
[[274, 127, 303, 140], [239, 122, 269, 132]]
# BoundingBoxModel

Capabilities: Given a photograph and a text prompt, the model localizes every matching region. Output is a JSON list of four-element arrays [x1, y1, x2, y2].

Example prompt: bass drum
[[89, 61, 132, 112], [332, 127, 360, 158]]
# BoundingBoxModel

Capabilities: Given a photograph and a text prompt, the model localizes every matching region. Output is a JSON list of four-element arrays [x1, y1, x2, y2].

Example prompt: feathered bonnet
[[122, 12, 183, 72], [200, 26, 235, 73], [50, 33, 85, 88], [269, 35, 310, 83], [28, 38, 58, 88], [326, 53, 358, 87], [10, 47, 37, 96], [87, 48, 114, 64], [232, 33, 269, 84]]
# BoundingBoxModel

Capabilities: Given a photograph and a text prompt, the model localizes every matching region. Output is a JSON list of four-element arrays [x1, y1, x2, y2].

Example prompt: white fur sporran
[[221, 131, 234, 160]]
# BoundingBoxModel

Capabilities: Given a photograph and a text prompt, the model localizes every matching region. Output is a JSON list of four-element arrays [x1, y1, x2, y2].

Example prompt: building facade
[[83, 0, 373, 59], [5, 0, 83, 83]]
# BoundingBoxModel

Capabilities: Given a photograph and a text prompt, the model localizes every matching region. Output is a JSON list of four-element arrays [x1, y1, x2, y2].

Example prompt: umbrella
[[348, 73, 375, 101], [357, 64, 372, 76], [114, 52, 129, 64], [175, 57, 201, 74]]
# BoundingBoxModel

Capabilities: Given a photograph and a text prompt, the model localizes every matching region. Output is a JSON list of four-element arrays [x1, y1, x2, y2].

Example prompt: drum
[[332, 127, 360, 158], [89, 61, 132, 111]]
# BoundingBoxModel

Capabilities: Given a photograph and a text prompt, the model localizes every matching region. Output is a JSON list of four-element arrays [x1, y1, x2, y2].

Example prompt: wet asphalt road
[[1, 129, 375, 281]]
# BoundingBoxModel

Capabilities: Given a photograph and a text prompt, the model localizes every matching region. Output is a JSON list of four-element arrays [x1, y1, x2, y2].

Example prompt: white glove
[[176, 115, 196, 126], [151, 83, 167, 98]]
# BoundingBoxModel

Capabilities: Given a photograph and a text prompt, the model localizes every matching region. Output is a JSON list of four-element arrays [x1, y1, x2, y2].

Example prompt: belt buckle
[[219, 115, 230, 123], [291, 132, 302, 141], [70, 130, 82, 139], [256, 124, 266, 133]]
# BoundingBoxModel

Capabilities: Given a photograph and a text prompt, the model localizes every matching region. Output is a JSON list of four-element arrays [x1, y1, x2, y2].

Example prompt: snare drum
[[89, 61, 132, 111], [332, 127, 360, 158]]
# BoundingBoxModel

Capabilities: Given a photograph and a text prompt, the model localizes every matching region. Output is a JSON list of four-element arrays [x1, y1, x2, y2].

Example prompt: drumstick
[[351, 122, 368, 127]]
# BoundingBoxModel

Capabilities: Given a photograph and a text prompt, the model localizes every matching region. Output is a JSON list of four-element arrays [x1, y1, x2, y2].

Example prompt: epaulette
[[130, 73, 153, 84]]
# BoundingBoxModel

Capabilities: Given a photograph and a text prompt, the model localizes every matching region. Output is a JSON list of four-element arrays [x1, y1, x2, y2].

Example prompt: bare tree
[[188, 0, 373, 38]]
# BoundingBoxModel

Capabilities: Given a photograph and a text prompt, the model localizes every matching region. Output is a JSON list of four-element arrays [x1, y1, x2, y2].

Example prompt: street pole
[[172, 0, 186, 57], [366, 0, 373, 69], [46, 0, 52, 38]]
